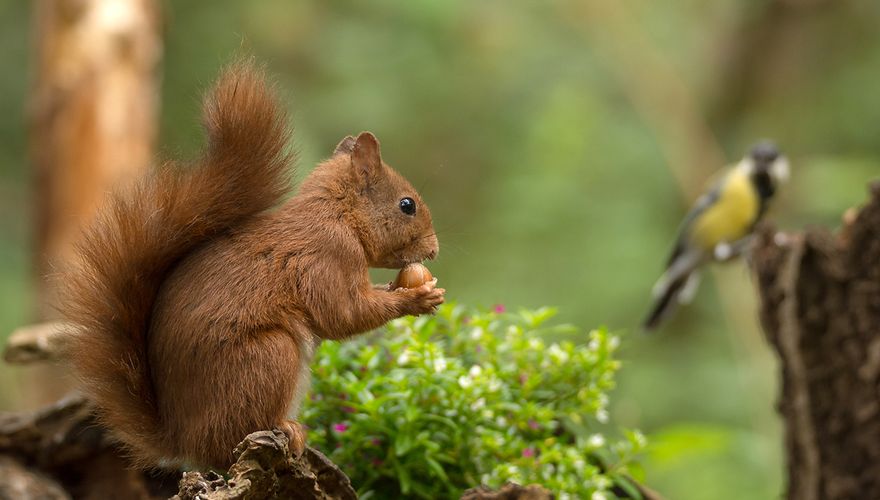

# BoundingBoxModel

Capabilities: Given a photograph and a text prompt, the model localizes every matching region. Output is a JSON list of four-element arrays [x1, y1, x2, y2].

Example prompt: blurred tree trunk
[[27, 0, 161, 404], [754, 182, 880, 500], [30, 0, 162, 315]]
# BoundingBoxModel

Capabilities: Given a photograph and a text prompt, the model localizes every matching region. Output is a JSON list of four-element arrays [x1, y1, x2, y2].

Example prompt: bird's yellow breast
[[690, 170, 759, 251]]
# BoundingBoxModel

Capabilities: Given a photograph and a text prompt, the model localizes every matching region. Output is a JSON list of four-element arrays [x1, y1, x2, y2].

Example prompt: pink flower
[[493, 304, 506, 314], [371, 437, 382, 446], [333, 423, 349, 433], [462, 316, 471, 325], [518, 373, 528, 385], [371, 458, 383, 467], [528, 419, 539, 430], [522, 447, 536, 458]]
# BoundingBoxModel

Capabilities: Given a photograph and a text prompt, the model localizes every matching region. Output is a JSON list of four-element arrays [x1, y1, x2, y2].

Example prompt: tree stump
[[753, 181, 880, 500], [0, 396, 358, 499]]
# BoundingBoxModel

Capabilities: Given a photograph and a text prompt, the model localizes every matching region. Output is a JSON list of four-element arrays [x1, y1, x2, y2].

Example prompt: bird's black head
[[745, 140, 788, 202]]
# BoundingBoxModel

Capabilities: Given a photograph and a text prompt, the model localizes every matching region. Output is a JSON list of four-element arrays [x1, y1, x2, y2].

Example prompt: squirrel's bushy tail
[[61, 60, 293, 466]]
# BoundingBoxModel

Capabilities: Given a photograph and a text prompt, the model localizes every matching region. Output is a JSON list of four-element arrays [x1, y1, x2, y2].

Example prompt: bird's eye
[[399, 197, 416, 216]]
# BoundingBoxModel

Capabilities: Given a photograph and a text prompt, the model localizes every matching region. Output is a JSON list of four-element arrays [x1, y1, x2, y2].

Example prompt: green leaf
[[395, 432, 414, 456], [393, 459, 412, 494], [425, 456, 450, 483], [302, 303, 642, 498], [611, 474, 644, 500]]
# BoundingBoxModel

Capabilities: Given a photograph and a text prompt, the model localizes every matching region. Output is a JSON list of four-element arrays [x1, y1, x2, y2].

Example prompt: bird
[[642, 141, 789, 332]]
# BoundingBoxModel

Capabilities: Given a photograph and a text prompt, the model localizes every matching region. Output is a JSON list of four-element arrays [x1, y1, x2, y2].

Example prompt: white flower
[[471, 398, 486, 410], [470, 327, 484, 340], [632, 430, 647, 447], [609, 336, 620, 349], [469, 365, 483, 377], [588, 338, 600, 351], [588, 433, 605, 447], [396, 350, 411, 365], [458, 375, 473, 389], [596, 409, 609, 423], [433, 356, 447, 373], [548, 344, 569, 363], [495, 416, 508, 427], [488, 378, 502, 393], [528, 338, 542, 349], [591, 491, 607, 500]]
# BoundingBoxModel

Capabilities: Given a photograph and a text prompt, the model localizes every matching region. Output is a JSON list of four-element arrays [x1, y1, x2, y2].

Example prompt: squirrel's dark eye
[[399, 197, 416, 216]]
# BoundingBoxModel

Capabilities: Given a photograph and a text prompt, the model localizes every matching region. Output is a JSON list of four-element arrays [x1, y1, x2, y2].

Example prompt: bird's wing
[[664, 179, 724, 268]]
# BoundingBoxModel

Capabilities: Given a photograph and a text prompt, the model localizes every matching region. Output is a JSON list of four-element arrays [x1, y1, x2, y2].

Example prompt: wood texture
[[754, 181, 880, 499], [30, 0, 162, 316], [0, 396, 357, 500]]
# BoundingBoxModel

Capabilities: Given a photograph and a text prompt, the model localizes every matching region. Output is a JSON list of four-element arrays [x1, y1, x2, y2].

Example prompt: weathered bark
[[30, 0, 162, 317], [0, 456, 70, 499], [0, 396, 358, 500], [460, 483, 554, 500], [172, 431, 357, 500], [753, 181, 880, 500], [0, 395, 171, 500], [3, 321, 71, 364]]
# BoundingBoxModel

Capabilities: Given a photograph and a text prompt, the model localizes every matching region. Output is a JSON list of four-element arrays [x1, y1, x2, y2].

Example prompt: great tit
[[643, 141, 789, 331]]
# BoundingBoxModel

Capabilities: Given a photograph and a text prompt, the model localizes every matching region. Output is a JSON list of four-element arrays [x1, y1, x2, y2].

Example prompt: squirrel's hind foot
[[279, 419, 307, 458]]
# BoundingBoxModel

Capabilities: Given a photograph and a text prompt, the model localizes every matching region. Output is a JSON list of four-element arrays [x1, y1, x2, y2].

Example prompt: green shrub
[[302, 303, 645, 499]]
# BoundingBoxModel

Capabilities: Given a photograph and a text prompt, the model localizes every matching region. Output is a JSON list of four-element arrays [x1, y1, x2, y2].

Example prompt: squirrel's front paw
[[397, 278, 445, 316]]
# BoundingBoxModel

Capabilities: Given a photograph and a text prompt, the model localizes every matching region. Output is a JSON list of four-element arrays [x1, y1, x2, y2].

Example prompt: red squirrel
[[61, 61, 445, 469]]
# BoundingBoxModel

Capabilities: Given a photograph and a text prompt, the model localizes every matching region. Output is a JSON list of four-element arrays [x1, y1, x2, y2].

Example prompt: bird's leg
[[714, 242, 734, 261], [714, 236, 754, 262]]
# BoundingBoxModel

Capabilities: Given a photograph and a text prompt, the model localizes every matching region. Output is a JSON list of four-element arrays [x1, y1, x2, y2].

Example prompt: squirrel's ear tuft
[[333, 135, 357, 156], [351, 132, 382, 182]]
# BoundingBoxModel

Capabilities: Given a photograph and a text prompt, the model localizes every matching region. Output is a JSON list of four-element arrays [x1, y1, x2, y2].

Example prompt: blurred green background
[[2, 1, 879, 499]]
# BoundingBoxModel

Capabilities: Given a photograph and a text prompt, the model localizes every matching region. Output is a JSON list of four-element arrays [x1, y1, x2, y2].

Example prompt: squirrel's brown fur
[[61, 60, 443, 469]]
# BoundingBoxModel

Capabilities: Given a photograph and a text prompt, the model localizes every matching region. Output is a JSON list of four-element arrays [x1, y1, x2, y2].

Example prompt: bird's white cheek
[[771, 158, 790, 183]]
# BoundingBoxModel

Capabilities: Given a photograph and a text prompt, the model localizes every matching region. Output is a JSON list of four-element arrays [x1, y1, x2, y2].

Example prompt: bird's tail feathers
[[677, 271, 702, 304], [643, 272, 690, 332], [643, 250, 703, 332]]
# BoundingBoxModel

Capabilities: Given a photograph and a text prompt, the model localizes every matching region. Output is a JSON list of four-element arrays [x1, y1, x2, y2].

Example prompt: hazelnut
[[393, 263, 433, 289]]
